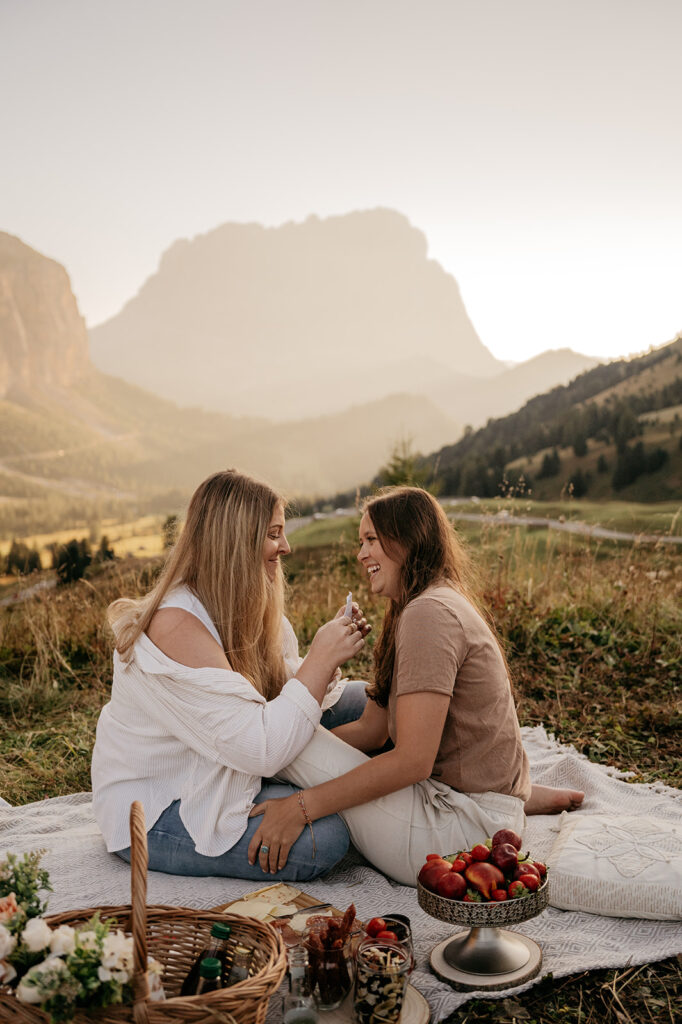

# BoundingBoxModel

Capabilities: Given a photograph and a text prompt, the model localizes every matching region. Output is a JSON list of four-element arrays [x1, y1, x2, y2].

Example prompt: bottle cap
[[199, 957, 222, 978], [210, 922, 232, 940]]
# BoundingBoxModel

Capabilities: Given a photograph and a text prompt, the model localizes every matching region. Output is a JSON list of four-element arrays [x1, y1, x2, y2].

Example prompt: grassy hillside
[[1, 514, 680, 1023], [422, 336, 682, 502], [0, 365, 459, 539]]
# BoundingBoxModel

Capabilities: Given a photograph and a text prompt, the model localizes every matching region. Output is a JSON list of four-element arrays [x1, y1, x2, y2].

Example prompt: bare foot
[[524, 784, 584, 815]]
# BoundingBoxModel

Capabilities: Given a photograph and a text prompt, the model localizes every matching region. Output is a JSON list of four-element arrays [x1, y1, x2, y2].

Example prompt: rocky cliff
[[0, 232, 89, 399], [89, 208, 503, 418]]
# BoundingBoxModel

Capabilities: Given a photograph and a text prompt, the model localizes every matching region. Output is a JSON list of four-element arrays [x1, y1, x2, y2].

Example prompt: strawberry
[[448, 857, 467, 873], [508, 880, 529, 899], [463, 891, 483, 903], [470, 844, 490, 862], [457, 851, 473, 866], [491, 889, 508, 901], [518, 872, 540, 892]]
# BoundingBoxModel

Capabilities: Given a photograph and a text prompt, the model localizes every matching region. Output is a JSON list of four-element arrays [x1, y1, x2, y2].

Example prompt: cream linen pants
[[279, 725, 525, 887]]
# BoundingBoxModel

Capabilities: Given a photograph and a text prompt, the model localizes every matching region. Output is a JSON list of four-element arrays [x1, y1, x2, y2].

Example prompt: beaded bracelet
[[297, 790, 317, 860]]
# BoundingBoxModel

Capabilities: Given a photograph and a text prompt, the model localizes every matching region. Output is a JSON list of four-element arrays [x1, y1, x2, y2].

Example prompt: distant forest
[[419, 339, 682, 499]]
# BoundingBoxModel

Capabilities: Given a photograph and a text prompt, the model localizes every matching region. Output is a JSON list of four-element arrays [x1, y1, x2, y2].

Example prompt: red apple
[[491, 828, 523, 851], [490, 842, 519, 872], [418, 861, 452, 893], [513, 862, 540, 882], [465, 862, 505, 900], [533, 861, 548, 878], [436, 870, 467, 901]]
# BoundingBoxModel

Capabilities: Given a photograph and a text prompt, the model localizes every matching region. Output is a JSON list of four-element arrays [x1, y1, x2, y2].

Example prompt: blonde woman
[[249, 487, 584, 885], [91, 470, 367, 881]]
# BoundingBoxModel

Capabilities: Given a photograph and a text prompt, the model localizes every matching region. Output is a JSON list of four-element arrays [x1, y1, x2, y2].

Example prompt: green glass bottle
[[195, 957, 222, 995], [180, 922, 231, 995]]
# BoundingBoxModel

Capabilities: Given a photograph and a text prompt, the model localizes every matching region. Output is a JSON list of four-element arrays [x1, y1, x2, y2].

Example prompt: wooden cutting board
[[211, 881, 345, 919]]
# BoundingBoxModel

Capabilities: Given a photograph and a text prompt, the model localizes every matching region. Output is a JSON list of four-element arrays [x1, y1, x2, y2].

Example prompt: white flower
[[147, 960, 165, 1001], [0, 959, 17, 984], [101, 930, 133, 970], [16, 977, 44, 1004], [50, 924, 76, 956], [98, 964, 130, 984], [16, 956, 70, 1004], [148, 956, 163, 976], [21, 917, 53, 952], [77, 929, 99, 952], [0, 924, 16, 960]]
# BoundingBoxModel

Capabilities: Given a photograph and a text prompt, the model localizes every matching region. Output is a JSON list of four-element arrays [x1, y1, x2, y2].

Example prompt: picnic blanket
[[1, 726, 681, 1023]]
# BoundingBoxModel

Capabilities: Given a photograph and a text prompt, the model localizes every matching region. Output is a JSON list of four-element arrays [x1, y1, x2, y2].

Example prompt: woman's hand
[[335, 601, 372, 638], [247, 794, 305, 874], [296, 615, 365, 703], [307, 616, 365, 672]]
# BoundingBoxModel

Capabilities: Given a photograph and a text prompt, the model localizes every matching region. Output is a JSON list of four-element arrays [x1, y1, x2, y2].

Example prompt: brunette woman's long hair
[[364, 486, 506, 707], [108, 470, 288, 700]]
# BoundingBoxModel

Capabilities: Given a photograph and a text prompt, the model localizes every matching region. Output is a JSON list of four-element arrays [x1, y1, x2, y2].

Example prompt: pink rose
[[0, 893, 19, 924]]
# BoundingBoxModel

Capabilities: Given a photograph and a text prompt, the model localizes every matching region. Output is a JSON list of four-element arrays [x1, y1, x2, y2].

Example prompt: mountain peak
[[0, 232, 89, 399], [89, 208, 502, 418]]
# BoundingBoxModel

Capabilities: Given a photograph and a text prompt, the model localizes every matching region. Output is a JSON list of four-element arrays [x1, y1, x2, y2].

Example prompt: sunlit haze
[[1, 0, 680, 363]]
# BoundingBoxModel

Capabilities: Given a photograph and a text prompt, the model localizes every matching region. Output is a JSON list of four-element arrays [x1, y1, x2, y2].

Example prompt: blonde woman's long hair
[[108, 470, 288, 700], [364, 486, 508, 707]]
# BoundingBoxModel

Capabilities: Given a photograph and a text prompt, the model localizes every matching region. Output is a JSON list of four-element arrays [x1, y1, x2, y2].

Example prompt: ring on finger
[[260, 844, 270, 855]]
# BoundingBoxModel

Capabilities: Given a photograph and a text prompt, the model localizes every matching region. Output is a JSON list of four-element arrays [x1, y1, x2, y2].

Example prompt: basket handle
[[130, 801, 150, 1023]]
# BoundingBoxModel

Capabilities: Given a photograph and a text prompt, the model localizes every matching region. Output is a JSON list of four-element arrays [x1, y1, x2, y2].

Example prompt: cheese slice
[[225, 899, 300, 921], [226, 900, 279, 920], [288, 908, 333, 933], [244, 883, 301, 904]]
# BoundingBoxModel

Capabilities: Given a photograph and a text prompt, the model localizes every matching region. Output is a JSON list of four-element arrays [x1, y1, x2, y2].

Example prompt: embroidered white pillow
[[547, 813, 682, 920]]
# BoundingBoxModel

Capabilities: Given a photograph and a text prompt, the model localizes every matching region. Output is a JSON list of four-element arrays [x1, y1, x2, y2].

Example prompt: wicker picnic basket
[[0, 801, 288, 1024]]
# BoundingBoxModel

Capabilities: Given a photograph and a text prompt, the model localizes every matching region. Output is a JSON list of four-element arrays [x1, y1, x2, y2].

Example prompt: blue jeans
[[115, 680, 368, 880]]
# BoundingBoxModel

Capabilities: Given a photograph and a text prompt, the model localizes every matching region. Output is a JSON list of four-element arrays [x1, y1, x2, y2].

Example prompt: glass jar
[[283, 945, 318, 1023], [353, 937, 412, 1024], [303, 924, 355, 1011], [225, 943, 253, 986]]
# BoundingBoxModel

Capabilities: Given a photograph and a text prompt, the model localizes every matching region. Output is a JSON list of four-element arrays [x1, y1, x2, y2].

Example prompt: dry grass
[[0, 521, 680, 1021]]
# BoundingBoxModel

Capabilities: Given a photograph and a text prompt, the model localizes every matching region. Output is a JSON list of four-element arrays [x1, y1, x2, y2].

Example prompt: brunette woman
[[249, 486, 583, 886]]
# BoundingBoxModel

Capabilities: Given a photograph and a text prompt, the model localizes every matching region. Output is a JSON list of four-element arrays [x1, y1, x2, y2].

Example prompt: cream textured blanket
[[1, 726, 680, 1023]]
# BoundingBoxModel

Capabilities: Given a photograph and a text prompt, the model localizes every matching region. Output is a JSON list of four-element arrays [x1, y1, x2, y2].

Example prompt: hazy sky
[[1, 0, 680, 363]]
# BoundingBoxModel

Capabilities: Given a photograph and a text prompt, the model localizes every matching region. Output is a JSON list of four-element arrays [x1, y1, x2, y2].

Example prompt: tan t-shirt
[[387, 584, 531, 801]]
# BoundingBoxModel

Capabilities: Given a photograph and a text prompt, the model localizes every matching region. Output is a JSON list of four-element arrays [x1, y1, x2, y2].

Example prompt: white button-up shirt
[[91, 612, 328, 856]]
